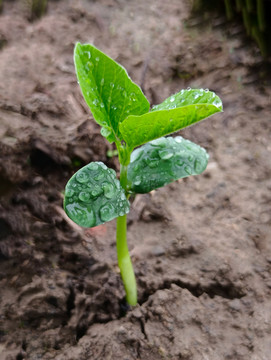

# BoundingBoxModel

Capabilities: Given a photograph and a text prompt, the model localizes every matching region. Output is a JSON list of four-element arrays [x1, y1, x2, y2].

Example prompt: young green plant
[[64, 43, 223, 306]]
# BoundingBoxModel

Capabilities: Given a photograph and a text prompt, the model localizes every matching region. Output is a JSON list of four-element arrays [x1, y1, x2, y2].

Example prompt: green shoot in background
[[64, 43, 223, 306]]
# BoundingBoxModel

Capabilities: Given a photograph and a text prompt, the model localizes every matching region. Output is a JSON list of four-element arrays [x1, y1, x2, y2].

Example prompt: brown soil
[[0, 1, 271, 359]]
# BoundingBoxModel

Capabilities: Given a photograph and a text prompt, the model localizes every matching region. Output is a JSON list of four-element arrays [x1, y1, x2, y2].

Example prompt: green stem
[[116, 164, 137, 305]]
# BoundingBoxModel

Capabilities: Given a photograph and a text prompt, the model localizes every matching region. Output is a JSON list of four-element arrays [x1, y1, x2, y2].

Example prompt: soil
[[0, 1, 271, 359]]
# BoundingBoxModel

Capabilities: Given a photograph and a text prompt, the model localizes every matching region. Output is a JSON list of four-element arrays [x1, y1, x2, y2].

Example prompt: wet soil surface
[[0, 1, 271, 359]]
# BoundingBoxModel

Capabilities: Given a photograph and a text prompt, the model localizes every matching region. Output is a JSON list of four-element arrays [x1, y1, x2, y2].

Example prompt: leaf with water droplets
[[151, 88, 223, 112], [119, 89, 222, 149], [64, 162, 130, 227], [127, 136, 209, 193], [74, 43, 150, 143]]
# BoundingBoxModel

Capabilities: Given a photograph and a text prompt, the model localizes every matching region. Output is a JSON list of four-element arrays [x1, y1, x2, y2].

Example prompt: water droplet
[[176, 159, 184, 167], [170, 97, 175, 102], [101, 127, 112, 137], [187, 87, 191, 91], [91, 186, 103, 198], [119, 210, 125, 217], [100, 203, 116, 222], [79, 191, 91, 202], [150, 137, 167, 147], [76, 171, 89, 184], [66, 203, 95, 227], [120, 192, 126, 200], [101, 78, 104, 86], [86, 51, 91, 59], [100, 102, 105, 108], [108, 169, 116, 177], [65, 189, 75, 198], [174, 136, 183, 143], [102, 182, 115, 199], [194, 94, 199, 99], [130, 148, 143, 163], [180, 89, 184, 95], [99, 162, 107, 170], [188, 155, 194, 162], [94, 172, 105, 181], [148, 160, 159, 168], [184, 165, 192, 175], [111, 105, 117, 110], [204, 88, 209, 92], [88, 162, 99, 171], [110, 82, 115, 88], [93, 99, 99, 106], [212, 92, 215, 98], [194, 159, 203, 173], [158, 149, 173, 160], [134, 176, 141, 186], [95, 56, 100, 61]]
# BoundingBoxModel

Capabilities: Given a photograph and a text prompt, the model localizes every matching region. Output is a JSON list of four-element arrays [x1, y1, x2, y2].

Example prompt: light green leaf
[[151, 88, 223, 112], [74, 43, 150, 143], [127, 136, 209, 194], [64, 162, 130, 227], [120, 99, 222, 149]]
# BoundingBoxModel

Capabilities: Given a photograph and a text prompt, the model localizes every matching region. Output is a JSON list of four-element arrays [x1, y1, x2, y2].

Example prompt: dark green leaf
[[64, 162, 130, 227], [127, 136, 209, 194], [74, 43, 150, 143], [120, 89, 222, 149]]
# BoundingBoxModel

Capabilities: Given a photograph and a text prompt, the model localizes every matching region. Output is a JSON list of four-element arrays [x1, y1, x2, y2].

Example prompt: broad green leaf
[[74, 43, 150, 143], [127, 136, 209, 194], [64, 162, 130, 227], [120, 89, 222, 149], [151, 88, 223, 112]]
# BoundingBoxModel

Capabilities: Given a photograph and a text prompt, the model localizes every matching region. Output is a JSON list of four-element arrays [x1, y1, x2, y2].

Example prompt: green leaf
[[119, 89, 222, 149], [151, 88, 223, 112], [127, 136, 209, 194], [74, 43, 150, 143], [64, 162, 130, 227]]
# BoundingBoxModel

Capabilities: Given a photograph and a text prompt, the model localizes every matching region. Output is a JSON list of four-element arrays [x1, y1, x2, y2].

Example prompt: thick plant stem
[[116, 164, 137, 305], [116, 215, 137, 305]]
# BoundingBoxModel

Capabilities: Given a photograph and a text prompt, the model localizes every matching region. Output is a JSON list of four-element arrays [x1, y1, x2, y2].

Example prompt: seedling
[[64, 43, 223, 305]]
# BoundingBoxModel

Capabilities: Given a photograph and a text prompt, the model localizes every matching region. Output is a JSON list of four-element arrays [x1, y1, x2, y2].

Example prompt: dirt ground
[[0, 0, 271, 359]]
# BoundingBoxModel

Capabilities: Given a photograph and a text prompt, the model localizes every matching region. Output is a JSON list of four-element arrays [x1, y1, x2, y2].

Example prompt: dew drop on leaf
[[76, 171, 89, 184], [66, 203, 95, 227], [99, 203, 116, 222], [89, 162, 99, 170], [91, 186, 103, 198], [174, 137, 183, 143], [184, 165, 192, 175], [134, 176, 141, 185], [79, 191, 91, 202], [158, 149, 174, 160], [102, 182, 115, 199], [194, 159, 203, 173], [65, 189, 75, 198]]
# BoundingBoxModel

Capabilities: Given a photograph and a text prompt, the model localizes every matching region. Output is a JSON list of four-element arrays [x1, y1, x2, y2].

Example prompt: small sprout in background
[[64, 43, 223, 306]]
